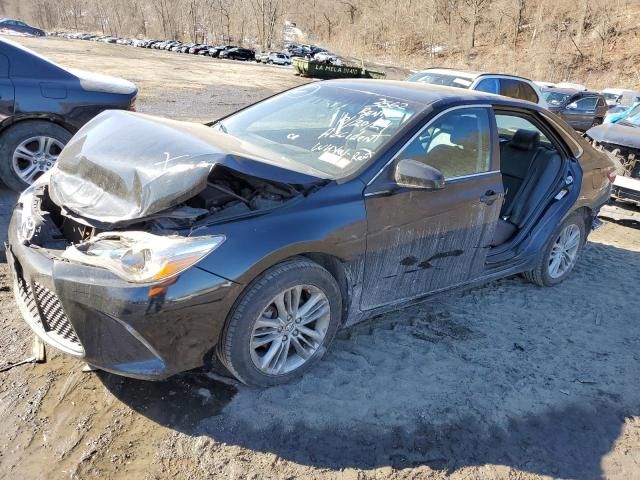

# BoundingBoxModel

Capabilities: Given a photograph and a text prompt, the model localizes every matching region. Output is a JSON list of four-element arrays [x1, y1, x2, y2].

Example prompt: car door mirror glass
[[394, 159, 445, 190]]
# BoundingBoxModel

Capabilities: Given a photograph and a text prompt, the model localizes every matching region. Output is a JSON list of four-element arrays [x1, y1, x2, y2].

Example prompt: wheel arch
[[300, 252, 351, 325], [568, 205, 593, 232], [229, 250, 353, 326], [0, 114, 77, 137]]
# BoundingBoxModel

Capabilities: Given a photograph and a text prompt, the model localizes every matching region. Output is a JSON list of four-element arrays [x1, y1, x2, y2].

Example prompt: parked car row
[[284, 42, 342, 65], [48, 31, 294, 65]]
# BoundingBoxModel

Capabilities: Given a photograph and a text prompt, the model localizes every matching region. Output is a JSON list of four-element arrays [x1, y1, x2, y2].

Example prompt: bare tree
[[249, 0, 282, 48], [512, 0, 525, 48], [154, 0, 175, 38], [593, 0, 620, 63], [340, 1, 358, 25], [322, 12, 335, 41], [463, 0, 490, 49]]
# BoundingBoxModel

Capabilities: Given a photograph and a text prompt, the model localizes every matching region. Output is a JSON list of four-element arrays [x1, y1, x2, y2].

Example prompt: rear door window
[[576, 97, 598, 110], [498, 79, 538, 103], [517, 82, 539, 103], [495, 114, 555, 150], [498, 79, 520, 99]]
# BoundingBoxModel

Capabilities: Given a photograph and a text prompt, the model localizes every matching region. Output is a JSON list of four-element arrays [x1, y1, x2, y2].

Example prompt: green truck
[[293, 57, 385, 80]]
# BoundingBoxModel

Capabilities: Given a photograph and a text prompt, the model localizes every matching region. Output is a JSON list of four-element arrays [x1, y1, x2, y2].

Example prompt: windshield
[[215, 84, 421, 179], [619, 104, 640, 127], [543, 91, 571, 106], [603, 93, 619, 101], [407, 72, 473, 89]]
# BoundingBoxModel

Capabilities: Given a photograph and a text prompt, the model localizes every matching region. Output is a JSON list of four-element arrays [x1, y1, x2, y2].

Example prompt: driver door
[[361, 106, 503, 310], [563, 96, 598, 130]]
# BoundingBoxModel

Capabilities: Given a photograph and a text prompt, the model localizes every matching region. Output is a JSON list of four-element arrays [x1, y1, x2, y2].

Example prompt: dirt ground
[[1, 37, 640, 480]]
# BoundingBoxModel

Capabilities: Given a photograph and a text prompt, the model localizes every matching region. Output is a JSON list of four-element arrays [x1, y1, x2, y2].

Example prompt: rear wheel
[[523, 212, 586, 287], [218, 258, 342, 387], [591, 117, 603, 128], [0, 121, 72, 191]]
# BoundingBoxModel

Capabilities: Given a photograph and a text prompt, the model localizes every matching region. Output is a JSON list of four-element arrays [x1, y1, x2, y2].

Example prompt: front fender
[[0, 112, 79, 135], [194, 180, 368, 287]]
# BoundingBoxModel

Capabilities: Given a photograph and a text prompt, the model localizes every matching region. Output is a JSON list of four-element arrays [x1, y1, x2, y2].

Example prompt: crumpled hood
[[49, 110, 323, 225], [587, 122, 640, 150]]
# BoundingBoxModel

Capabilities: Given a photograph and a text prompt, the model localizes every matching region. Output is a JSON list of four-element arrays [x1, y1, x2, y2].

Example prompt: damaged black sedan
[[6, 81, 614, 387]]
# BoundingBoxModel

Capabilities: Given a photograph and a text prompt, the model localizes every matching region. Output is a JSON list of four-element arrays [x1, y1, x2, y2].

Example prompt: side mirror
[[567, 102, 578, 110], [394, 159, 445, 190]]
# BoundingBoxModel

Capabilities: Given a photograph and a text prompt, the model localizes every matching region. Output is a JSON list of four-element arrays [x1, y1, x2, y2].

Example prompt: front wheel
[[218, 258, 342, 387], [0, 121, 71, 191], [523, 212, 586, 287]]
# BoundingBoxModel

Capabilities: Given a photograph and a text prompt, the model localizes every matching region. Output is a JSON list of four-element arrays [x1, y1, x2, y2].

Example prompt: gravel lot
[[1, 36, 639, 480]]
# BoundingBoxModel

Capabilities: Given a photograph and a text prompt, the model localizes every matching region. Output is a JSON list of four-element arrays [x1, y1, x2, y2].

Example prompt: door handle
[[480, 190, 498, 205]]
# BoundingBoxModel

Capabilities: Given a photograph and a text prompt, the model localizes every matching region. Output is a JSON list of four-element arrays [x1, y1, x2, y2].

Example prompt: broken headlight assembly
[[63, 231, 225, 283]]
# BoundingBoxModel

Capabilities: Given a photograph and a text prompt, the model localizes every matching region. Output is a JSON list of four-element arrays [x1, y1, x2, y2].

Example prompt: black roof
[[543, 87, 603, 97]]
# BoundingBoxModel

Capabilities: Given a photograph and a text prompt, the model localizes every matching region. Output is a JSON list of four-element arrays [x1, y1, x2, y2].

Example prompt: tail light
[[606, 169, 617, 183]]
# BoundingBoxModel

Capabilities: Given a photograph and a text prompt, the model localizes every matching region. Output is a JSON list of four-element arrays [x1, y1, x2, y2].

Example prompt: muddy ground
[[1, 36, 640, 480]]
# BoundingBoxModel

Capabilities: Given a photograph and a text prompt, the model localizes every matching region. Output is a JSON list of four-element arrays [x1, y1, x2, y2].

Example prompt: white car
[[408, 68, 549, 109], [602, 87, 640, 107], [313, 51, 342, 65], [267, 52, 291, 65]]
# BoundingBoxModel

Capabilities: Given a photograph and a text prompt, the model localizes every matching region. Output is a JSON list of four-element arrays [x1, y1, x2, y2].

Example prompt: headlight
[[63, 231, 225, 283]]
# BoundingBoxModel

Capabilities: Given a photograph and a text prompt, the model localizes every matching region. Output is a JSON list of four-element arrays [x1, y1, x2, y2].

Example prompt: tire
[[523, 212, 586, 287], [218, 258, 342, 387], [0, 120, 72, 191], [591, 117, 603, 128]]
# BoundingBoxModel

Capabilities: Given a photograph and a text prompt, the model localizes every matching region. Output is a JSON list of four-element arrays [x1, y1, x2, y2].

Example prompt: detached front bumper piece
[[6, 210, 239, 380], [612, 175, 640, 203]]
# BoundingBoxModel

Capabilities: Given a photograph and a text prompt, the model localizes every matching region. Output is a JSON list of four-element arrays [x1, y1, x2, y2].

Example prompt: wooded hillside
[[2, 0, 639, 89]]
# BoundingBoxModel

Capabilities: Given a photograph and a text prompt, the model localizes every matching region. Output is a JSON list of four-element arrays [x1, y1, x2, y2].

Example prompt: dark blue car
[[0, 38, 137, 190], [0, 18, 45, 37]]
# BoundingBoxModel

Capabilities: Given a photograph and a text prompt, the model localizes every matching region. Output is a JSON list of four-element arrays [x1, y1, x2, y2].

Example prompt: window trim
[[366, 104, 495, 186], [538, 111, 584, 159]]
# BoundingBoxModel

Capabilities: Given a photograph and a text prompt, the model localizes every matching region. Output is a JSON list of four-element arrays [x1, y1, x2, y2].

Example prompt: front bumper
[[6, 209, 240, 380], [612, 175, 640, 203]]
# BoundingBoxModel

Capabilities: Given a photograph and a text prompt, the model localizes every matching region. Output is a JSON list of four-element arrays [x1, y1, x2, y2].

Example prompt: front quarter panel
[[193, 179, 368, 305]]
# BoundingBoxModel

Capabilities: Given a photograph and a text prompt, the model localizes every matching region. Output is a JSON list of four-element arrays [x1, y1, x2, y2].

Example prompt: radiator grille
[[15, 271, 82, 352]]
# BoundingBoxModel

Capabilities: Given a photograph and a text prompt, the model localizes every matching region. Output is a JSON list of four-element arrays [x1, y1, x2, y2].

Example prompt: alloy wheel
[[548, 223, 581, 279], [12, 135, 65, 184], [250, 285, 331, 375]]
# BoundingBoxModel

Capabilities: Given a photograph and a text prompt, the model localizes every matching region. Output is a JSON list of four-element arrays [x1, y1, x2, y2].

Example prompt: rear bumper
[[6, 209, 240, 380]]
